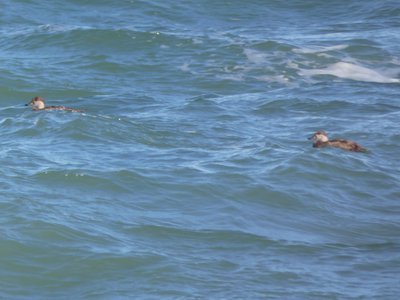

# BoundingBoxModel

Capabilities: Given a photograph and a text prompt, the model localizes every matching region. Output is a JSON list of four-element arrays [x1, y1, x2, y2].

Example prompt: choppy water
[[1, 1, 400, 299]]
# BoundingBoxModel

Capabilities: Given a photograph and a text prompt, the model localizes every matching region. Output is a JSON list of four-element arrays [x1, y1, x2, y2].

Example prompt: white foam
[[179, 62, 191, 72], [293, 44, 349, 54], [244, 48, 268, 64], [256, 75, 290, 84], [300, 62, 400, 83]]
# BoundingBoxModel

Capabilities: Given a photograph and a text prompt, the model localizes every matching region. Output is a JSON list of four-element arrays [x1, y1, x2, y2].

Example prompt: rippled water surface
[[1, 1, 400, 299]]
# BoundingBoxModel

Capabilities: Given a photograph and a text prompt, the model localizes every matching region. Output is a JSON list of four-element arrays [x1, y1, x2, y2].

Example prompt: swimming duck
[[26, 96, 82, 112], [308, 130, 367, 152]]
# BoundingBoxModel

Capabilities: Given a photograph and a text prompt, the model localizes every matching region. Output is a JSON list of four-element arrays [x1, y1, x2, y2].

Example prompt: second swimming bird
[[308, 130, 367, 152]]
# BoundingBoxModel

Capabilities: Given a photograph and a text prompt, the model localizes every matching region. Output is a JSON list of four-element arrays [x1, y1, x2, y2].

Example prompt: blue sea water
[[1, 0, 400, 299]]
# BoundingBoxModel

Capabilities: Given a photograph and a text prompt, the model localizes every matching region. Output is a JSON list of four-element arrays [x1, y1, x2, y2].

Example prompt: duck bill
[[307, 135, 314, 140]]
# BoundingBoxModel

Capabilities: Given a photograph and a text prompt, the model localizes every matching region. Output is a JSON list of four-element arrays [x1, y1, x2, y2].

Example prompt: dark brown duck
[[308, 130, 367, 152]]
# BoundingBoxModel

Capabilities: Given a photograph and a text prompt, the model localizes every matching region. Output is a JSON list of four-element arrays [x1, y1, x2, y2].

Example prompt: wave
[[300, 62, 400, 83], [293, 44, 349, 54]]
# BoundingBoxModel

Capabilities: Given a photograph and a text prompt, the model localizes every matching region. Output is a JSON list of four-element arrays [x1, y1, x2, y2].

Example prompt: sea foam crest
[[293, 44, 349, 54], [300, 62, 400, 83]]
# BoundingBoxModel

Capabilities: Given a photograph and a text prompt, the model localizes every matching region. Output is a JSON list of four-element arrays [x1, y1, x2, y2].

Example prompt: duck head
[[26, 96, 46, 110], [308, 130, 329, 143]]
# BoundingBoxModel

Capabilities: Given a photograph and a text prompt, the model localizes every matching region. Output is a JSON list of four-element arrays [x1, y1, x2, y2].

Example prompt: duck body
[[26, 96, 82, 112], [309, 131, 367, 152]]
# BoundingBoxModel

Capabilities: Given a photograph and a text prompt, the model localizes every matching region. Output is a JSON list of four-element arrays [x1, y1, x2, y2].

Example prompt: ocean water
[[1, 0, 399, 299]]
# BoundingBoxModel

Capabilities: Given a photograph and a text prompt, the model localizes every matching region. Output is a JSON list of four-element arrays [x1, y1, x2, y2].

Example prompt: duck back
[[328, 139, 367, 152]]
